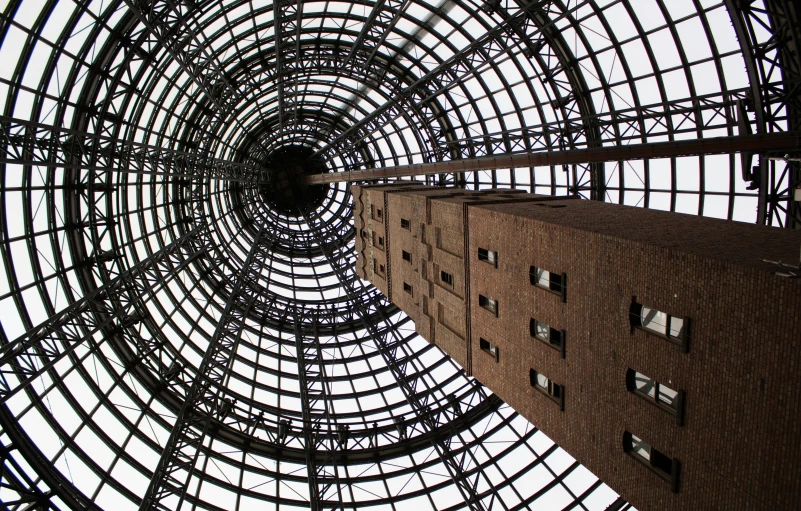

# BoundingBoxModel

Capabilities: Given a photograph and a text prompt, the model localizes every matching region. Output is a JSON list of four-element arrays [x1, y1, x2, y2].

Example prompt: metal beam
[[0, 229, 204, 405], [304, 131, 801, 184], [139, 226, 269, 510], [0, 115, 266, 183]]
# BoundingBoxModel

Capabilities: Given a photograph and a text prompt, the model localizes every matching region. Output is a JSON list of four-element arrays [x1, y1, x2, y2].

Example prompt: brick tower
[[352, 183, 801, 511]]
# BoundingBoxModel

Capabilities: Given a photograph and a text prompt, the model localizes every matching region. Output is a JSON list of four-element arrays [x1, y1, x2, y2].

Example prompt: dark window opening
[[379, 264, 385, 274], [441, 270, 454, 287], [403, 282, 412, 295], [479, 338, 499, 361], [529, 369, 564, 410], [478, 248, 498, 267], [530, 266, 566, 301], [626, 369, 684, 425], [530, 319, 565, 357], [623, 431, 680, 492], [402, 250, 411, 262], [478, 294, 498, 316], [378, 236, 384, 248], [630, 300, 690, 353], [401, 218, 411, 230]]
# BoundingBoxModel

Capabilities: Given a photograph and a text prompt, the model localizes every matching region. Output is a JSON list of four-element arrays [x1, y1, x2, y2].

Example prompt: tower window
[[402, 250, 411, 262], [529, 369, 564, 410], [478, 248, 498, 267], [530, 319, 565, 358], [626, 370, 685, 425], [479, 338, 499, 361], [530, 266, 566, 301], [478, 295, 498, 316], [630, 300, 690, 353], [441, 270, 454, 287], [623, 431, 680, 492], [377, 236, 384, 248], [401, 218, 410, 230], [403, 282, 412, 295]]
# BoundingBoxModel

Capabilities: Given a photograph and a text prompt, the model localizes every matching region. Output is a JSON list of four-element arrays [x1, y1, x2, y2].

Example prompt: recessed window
[[630, 300, 690, 353], [529, 369, 564, 410], [478, 294, 498, 316], [402, 250, 411, 262], [479, 338, 499, 361], [529, 266, 566, 302], [478, 248, 498, 267], [378, 236, 384, 248], [530, 319, 565, 358], [377, 208, 383, 220], [627, 370, 685, 425], [623, 431, 680, 492], [401, 218, 410, 230], [379, 264, 385, 275], [403, 282, 412, 295], [441, 270, 454, 287]]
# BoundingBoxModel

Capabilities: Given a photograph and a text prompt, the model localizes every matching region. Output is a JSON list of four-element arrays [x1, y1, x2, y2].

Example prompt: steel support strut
[[0, 228, 204, 405], [139, 226, 270, 510], [0, 115, 266, 183], [291, 308, 345, 511], [304, 131, 801, 184]]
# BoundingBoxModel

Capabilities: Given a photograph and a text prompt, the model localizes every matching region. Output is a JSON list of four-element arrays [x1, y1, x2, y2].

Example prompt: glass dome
[[0, 0, 797, 509]]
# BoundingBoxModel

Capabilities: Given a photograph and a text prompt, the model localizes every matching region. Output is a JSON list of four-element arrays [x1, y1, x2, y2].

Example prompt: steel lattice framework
[[0, 0, 798, 509]]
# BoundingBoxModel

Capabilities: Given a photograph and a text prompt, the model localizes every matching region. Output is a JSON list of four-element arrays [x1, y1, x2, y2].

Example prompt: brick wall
[[469, 198, 801, 510]]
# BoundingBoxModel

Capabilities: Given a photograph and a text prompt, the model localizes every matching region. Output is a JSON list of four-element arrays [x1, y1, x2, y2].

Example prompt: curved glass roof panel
[[0, 0, 797, 509]]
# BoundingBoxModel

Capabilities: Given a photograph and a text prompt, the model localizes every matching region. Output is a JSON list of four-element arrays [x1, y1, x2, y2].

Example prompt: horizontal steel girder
[[304, 131, 801, 184]]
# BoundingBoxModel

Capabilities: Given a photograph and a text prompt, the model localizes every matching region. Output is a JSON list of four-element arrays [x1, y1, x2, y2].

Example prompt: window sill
[[632, 324, 690, 354], [480, 348, 499, 362], [533, 331, 566, 359], [628, 453, 680, 493], [531, 273, 567, 302], [533, 385, 564, 411], [633, 390, 685, 426]]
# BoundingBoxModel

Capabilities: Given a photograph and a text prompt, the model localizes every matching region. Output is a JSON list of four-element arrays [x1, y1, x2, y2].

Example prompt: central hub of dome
[[260, 145, 329, 215]]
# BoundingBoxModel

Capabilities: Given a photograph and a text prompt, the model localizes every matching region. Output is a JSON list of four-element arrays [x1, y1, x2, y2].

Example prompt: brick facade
[[353, 184, 801, 510]]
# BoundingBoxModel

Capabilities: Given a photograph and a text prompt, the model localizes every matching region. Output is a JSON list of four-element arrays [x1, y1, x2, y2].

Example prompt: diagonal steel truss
[[139, 226, 270, 509]]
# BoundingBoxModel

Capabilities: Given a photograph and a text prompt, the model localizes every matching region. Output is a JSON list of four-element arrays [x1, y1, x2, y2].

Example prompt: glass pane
[[658, 384, 678, 408], [535, 321, 549, 340], [634, 372, 656, 398], [669, 316, 685, 338], [630, 434, 651, 461], [535, 268, 550, 287], [536, 373, 549, 389], [641, 307, 667, 335]]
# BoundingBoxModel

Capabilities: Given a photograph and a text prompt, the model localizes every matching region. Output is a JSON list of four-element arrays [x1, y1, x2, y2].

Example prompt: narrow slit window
[[478, 294, 498, 316], [478, 248, 498, 267], [441, 270, 454, 287], [479, 338, 499, 361], [529, 369, 564, 410], [630, 300, 690, 352], [402, 250, 411, 262], [624, 432, 680, 492], [378, 236, 384, 248], [403, 282, 412, 295], [401, 218, 410, 230]]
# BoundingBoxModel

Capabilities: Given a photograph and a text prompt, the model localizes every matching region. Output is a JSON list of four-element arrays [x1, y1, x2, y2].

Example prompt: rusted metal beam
[[305, 131, 800, 184]]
